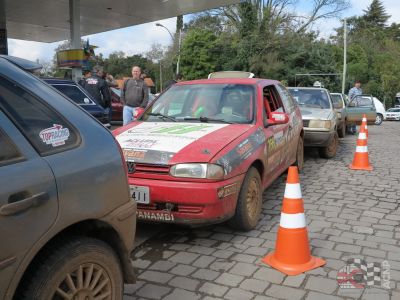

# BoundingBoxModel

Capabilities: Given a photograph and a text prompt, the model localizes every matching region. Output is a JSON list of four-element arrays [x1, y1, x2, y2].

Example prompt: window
[[350, 96, 373, 107], [288, 89, 331, 109], [51, 84, 95, 105], [263, 85, 285, 115], [331, 94, 344, 108], [0, 76, 80, 156], [0, 129, 23, 166], [276, 84, 296, 113]]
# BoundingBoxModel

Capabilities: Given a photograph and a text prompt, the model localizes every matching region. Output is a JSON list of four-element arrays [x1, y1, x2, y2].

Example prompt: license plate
[[130, 185, 150, 204]]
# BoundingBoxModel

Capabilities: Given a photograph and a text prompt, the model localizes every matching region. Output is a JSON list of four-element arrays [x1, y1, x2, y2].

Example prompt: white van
[[373, 97, 386, 125]]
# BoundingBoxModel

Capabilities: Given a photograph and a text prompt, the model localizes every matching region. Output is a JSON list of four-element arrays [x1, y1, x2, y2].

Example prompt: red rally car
[[113, 77, 304, 231]]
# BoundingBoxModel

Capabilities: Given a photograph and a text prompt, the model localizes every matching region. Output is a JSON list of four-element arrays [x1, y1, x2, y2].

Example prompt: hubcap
[[53, 263, 112, 300], [376, 115, 382, 124], [246, 178, 260, 220]]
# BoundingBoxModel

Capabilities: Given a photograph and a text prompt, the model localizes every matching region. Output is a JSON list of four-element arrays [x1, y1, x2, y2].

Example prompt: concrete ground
[[125, 121, 400, 300]]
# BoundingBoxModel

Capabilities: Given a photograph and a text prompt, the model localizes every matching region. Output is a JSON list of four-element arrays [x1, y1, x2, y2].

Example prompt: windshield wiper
[[182, 116, 233, 124], [147, 112, 177, 122]]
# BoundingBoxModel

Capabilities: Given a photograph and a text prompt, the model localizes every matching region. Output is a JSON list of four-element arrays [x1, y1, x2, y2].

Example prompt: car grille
[[303, 120, 310, 127], [126, 162, 170, 175]]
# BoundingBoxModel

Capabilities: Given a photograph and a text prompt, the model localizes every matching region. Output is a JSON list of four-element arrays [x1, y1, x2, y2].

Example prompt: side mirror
[[267, 112, 289, 125]]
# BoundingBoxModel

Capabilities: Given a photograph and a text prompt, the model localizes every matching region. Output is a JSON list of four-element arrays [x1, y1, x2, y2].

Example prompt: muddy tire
[[338, 122, 346, 138], [229, 167, 262, 231], [319, 132, 338, 159], [20, 237, 123, 300], [292, 136, 304, 172]]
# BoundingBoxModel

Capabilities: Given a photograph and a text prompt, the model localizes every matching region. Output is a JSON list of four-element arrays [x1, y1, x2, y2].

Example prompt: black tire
[[229, 167, 262, 231], [318, 132, 338, 159], [375, 113, 383, 125], [338, 122, 346, 138], [20, 237, 123, 300], [293, 136, 304, 172]]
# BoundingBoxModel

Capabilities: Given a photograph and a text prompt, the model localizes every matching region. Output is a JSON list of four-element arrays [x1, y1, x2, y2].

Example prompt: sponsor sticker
[[137, 210, 175, 222], [39, 124, 70, 147], [123, 149, 147, 161]]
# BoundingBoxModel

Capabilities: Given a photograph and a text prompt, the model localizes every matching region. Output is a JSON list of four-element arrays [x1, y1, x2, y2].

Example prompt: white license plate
[[130, 185, 150, 204]]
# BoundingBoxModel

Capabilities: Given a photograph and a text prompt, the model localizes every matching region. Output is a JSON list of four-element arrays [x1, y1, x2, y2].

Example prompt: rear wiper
[[147, 112, 176, 122], [182, 116, 233, 124]]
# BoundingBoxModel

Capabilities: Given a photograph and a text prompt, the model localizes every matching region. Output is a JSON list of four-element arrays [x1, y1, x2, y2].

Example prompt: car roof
[[0, 55, 43, 72], [176, 78, 279, 86], [42, 78, 77, 85], [288, 86, 329, 91]]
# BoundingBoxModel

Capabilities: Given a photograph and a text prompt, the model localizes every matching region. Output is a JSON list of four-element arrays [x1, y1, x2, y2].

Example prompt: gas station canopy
[[6, 0, 239, 43]]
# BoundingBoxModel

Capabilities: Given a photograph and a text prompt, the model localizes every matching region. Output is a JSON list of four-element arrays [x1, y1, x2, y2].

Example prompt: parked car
[[330, 93, 348, 138], [113, 77, 304, 231], [372, 97, 386, 125], [0, 55, 136, 299], [385, 108, 400, 120], [111, 87, 155, 122], [288, 87, 338, 158], [346, 94, 377, 125], [43, 78, 111, 128]]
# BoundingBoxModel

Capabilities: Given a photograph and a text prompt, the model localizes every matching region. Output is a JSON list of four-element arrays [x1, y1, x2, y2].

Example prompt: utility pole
[[342, 18, 347, 94]]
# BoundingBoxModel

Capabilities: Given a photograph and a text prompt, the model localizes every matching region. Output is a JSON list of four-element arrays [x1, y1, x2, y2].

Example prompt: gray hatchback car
[[0, 56, 136, 299]]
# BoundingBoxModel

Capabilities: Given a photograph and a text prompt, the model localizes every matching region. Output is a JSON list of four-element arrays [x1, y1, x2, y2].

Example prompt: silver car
[[288, 87, 338, 158]]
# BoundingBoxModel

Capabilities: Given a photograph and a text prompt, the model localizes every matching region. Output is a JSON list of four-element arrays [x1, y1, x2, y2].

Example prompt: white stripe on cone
[[284, 183, 302, 199], [356, 146, 368, 153], [280, 212, 306, 229], [365, 125, 368, 129], [362, 118, 367, 122], [358, 132, 367, 140]]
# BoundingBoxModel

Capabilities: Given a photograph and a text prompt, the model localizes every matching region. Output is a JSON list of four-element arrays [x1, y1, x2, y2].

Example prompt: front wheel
[[338, 121, 346, 138], [318, 132, 338, 159], [229, 167, 262, 231], [292, 136, 304, 172], [375, 114, 383, 125], [20, 237, 123, 300]]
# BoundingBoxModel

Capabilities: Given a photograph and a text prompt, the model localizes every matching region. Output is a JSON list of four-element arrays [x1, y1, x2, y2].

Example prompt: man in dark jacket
[[81, 66, 111, 123], [121, 66, 149, 125]]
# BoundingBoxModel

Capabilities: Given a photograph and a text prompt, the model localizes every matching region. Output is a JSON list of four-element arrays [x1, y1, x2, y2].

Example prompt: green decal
[[151, 124, 212, 135]]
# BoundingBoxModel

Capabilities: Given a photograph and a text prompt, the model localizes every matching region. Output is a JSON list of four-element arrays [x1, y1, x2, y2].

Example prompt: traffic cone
[[262, 166, 325, 275], [349, 124, 373, 171], [361, 114, 368, 138]]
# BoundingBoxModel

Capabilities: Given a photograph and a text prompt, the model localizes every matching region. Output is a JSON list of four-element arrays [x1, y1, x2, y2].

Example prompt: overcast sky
[[7, 0, 400, 63]]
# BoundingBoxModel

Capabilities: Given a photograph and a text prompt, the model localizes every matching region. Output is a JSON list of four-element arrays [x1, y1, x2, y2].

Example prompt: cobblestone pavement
[[125, 122, 400, 300]]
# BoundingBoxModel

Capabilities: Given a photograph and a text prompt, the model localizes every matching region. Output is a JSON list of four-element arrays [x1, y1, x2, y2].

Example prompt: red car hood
[[115, 122, 253, 165]]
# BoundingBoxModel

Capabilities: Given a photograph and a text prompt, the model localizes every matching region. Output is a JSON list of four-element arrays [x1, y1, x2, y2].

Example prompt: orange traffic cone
[[361, 114, 368, 138], [349, 124, 373, 171], [262, 166, 325, 275]]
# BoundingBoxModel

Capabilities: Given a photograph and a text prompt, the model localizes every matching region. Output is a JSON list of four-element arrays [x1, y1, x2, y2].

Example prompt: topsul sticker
[[39, 124, 70, 147]]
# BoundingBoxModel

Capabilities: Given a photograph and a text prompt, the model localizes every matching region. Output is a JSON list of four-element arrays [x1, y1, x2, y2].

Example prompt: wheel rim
[[246, 177, 260, 221], [375, 115, 382, 124], [53, 263, 112, 300]]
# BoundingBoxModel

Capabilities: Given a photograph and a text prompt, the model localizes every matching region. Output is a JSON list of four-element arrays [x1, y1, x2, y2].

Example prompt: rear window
[[288, 89, 331, 109], [51, 84, 95, 105], [0, 76, 80, 156]]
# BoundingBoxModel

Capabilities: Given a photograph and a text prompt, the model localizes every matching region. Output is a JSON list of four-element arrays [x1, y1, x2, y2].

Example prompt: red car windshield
[[141, 84, 255, 124]]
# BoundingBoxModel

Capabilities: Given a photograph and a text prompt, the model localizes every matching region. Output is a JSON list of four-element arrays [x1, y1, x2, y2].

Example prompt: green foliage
[[363, 0, 390, 28]]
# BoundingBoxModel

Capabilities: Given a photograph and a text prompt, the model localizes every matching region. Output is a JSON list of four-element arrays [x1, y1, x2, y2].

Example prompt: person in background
[[348, 80, 363, 134], [81, 66, 111, 125], [120, 66, 149, 125], [104, 72, 119, 88], [164, 73, 183, 90], [78, 69, 91, 87]]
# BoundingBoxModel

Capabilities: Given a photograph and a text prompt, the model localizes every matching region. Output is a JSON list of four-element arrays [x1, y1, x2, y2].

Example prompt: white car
[[386, 108, 400, 121], [373, 97, 386, 125]]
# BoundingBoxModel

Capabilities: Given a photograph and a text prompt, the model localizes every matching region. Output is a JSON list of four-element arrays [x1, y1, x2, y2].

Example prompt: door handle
[[0, 192, 49, 216]]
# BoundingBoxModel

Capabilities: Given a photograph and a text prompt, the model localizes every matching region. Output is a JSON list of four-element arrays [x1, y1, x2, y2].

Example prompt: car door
[[0, 113, 58, 298], [262, 85, 290, 178], [346, 95, 377, 124]]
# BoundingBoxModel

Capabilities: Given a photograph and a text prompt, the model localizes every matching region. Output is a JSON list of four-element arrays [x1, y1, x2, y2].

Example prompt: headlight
[[170, 163, 224, 179], [308, 120, 332, 129]]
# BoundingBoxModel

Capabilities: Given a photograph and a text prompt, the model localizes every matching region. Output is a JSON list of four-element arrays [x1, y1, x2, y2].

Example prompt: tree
[[363, 0, 390, 28]]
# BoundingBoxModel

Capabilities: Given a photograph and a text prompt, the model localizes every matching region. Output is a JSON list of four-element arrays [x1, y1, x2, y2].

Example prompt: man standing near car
[[81, 66, 111, 123], [348, 80, 363, 134], [121, 66, 149, 125]]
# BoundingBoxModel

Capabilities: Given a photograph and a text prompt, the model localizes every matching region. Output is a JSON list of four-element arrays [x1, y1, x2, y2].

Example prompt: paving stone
[[282, 273, 306, 287], [138, 271, 173, 284], [163, 288, 201, 300], [199, 282, 229, 297], [337, 287, 364, 299], [229, 262, 259, 276], [305, 291, 343, 300], [253, 267, 285, 284], [169, 264, 196, 276], [361, 288, 390, 300], [192, 255, 216, 268], [169, 252, 200, 264], [224, 288, 254, 300], [239, 278, 270, 293], [210, 233, 234, 242], [209, 259, 235, 272], [212, 249, 234, 259], [244, 246, 267, 256], [136, 284, 171, 299], [134, 259, 152, 269], [310, 238, 335, 249], [124, 281, 146, 295], [312, 248, 342, 259], [305, 276, 338, 294], [265, 284, 306, 300], [168, 276, 200, 291], [243, 237, 264, 246], [231, 253, 258, 263], [215, 272, 244, 287], [148, 260, 176, 271], [191, 269, 220, 281], [335, 244, 362, 254], [362, 248, 386, 259]]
